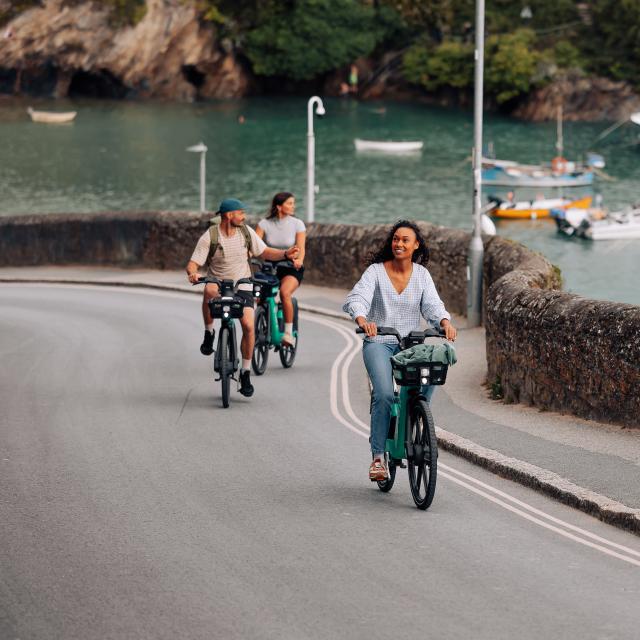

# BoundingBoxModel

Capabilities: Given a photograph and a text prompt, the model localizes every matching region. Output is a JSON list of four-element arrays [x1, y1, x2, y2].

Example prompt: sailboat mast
[[556, 104, 564, 157]]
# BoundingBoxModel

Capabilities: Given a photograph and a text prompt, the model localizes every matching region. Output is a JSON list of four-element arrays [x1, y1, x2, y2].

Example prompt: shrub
[[403, 40, 474, 91], [485, 29, 542, 104]]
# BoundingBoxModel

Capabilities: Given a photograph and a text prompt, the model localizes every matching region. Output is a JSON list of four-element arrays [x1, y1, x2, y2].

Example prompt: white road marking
[[304, 312, 640, 568]]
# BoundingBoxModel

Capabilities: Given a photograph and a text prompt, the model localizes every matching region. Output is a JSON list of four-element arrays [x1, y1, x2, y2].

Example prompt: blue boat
[[481, 158, 595, 188]]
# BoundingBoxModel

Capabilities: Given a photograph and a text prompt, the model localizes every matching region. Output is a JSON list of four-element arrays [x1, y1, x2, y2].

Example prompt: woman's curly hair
[[366, 220, 429, 266]]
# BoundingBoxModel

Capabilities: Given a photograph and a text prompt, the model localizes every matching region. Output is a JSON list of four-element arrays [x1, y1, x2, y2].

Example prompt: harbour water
[[1, 97, 638, 305]]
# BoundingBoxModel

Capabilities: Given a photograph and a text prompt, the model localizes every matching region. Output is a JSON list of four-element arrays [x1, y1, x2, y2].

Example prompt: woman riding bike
[[255, 192, 306, 347], [343, 220, 457, 482]]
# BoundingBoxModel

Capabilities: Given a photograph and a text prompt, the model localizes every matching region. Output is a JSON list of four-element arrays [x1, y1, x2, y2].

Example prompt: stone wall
[[1, 211, 638, 427]]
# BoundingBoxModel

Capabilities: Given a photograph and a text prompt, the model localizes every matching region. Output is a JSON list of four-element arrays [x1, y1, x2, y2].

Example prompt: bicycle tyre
[[219, 326, 232, 408], [406, 398, 438, 510], [252, 305, 269, 375], [279, 298, 298, 368], [377, 458, 397, 492]]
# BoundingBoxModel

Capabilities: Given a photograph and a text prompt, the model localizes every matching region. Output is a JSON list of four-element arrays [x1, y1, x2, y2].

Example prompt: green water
[[1, 97, 638, 304]]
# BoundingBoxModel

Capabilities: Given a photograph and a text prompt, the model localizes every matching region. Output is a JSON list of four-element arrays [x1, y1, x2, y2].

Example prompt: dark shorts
[[270, 262, 305, 284], [235, 290, 255, 308]]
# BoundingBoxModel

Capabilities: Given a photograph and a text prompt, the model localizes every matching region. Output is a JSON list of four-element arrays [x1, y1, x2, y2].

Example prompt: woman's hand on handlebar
[[440, 318, 457, 342], [187, 272, 201, 284], [356, 317, 378, 337]]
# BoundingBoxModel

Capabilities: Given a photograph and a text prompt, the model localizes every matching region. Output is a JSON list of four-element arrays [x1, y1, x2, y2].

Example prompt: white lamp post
[[467, 0, 485, 328], [186, 142, 208, 212], [306, 96, 325, 223]]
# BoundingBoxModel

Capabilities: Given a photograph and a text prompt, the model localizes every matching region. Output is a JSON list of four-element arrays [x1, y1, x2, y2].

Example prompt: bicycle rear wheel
[[279, 298, 298, 368], [406, 398, 438, 509], [218, 326, 233, 408], [252, 305, 269, 375]]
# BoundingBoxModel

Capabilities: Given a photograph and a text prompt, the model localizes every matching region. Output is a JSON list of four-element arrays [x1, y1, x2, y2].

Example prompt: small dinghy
[[27, 106, 77, 124], [354, 139, 423, 153], [553, 205, 640, 240]]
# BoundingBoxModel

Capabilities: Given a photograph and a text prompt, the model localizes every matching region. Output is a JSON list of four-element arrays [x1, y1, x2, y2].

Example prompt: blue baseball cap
[[215, 198, 248, 215]]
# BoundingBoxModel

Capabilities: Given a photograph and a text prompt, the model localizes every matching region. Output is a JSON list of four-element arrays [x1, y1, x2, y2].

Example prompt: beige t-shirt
[[190, 225, 267, 289]]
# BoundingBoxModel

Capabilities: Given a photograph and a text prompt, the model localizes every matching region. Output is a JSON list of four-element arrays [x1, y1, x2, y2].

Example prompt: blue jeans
[[362, 341, 435, 457]]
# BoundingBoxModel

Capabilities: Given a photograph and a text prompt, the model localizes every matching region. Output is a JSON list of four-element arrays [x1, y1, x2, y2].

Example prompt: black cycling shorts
[[235, 290, 255, 308], [270, 263, 305, 284]]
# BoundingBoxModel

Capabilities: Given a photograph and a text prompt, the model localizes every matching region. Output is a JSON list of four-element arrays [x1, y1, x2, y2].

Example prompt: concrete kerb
[[3, 275, 640, 536]]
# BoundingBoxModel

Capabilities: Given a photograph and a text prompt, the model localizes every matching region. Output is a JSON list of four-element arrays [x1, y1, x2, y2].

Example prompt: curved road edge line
[[4, 276, 640, 535]]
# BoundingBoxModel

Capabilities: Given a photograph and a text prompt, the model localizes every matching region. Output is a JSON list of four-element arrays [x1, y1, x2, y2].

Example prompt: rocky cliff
[[514, 71, 640, 122], [0, 0, 250, 100]]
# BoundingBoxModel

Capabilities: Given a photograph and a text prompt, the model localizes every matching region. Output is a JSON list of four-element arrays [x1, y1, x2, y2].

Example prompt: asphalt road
[[1, 284, 639, 640]]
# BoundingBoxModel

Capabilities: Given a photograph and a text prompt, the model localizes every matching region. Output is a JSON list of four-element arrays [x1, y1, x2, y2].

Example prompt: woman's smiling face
[[391, 227, 419, 259]]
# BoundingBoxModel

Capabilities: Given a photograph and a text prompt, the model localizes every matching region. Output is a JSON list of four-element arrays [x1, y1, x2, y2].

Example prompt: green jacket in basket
[[391, 342, 457, 367]]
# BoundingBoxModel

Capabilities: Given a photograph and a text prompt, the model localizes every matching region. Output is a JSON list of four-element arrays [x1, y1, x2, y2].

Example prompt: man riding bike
[[186, 198, 299, 397]]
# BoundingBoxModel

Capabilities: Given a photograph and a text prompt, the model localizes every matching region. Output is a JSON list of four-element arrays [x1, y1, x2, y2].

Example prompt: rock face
[[0, 0, 250, 100], [1, 211, 638, 427], [514, 72, 640, 122]]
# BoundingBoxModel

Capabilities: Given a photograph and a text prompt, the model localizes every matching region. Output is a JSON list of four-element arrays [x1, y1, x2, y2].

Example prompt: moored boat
[[488, 194, 593, 220], [552, 205, 640, 240], [482, 105, 601, 187], [27, 107, 77, 124], [354, 138, 423, 153], [481, 159, 594, 188]]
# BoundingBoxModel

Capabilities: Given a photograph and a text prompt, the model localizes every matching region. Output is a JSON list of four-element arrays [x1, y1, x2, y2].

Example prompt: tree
[[243, 0, 390, 81], [485, 29, 541, 104], [583, 0, 640, 87]]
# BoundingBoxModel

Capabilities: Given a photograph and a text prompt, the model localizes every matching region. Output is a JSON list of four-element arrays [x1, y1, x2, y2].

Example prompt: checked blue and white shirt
[[343, 263, 450, 344]]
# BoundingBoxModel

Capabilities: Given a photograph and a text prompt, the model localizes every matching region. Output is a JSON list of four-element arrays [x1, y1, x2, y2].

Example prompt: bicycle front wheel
[[406, 398, 438, 510], [252, 305, 269, 375], [218, 326, 232, 408]]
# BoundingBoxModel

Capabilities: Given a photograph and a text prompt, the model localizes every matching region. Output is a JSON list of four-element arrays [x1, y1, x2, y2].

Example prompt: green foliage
[[552, 40, 583, 70], [584, 0, 640, 87], [403, 29, 545, 104], [94, 0, 147, 26], [485, 29, 541, 104], [243, 0, 390, 81], [489, 376, 504, 401], [403, 41, 473, 91]]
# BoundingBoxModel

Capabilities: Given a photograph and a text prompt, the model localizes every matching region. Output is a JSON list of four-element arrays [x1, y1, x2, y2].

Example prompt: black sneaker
[[200, 329, 215, 356], [239, 370, 254, 397]]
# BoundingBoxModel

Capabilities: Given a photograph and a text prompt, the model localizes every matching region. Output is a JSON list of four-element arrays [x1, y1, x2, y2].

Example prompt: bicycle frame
[[213, 318, 238, 375], [253, 261, 298, 348], [386, 385, 421, 461]]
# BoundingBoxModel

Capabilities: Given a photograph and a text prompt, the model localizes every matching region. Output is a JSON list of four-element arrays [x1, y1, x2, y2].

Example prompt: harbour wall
[[1, 211, 638, 427]]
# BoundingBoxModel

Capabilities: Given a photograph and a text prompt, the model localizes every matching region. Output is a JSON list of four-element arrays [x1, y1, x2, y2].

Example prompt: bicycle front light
[[420, 368, 430, 384]]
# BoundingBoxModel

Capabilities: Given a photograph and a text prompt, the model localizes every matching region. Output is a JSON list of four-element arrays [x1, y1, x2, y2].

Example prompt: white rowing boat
[[354, 139, 423, 153], [27, 107, 77, 124]]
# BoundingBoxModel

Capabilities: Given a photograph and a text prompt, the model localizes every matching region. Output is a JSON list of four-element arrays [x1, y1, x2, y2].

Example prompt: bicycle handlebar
[[355, 326, 447, 342], [251, 258, 295, 271], [192, 276, 254, 291]]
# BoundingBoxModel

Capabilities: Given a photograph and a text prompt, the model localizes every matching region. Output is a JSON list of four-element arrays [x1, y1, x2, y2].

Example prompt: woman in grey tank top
[[256, 192, 306, 346]]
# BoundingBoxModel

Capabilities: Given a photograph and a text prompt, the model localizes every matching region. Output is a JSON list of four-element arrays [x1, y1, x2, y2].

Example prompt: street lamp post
[[186, 142, 208, 212], [467, 0, 485, 328], [306, 96, 326, 223]]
